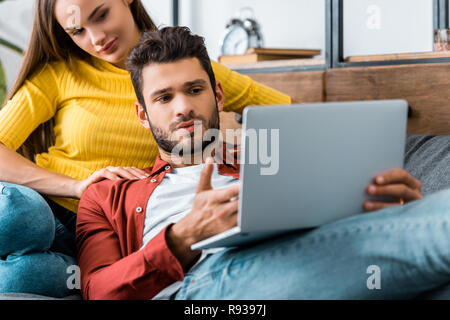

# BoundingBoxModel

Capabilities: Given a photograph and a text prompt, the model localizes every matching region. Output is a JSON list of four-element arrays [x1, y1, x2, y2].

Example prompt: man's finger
[[363, 201, 401, 212], [374, 169, 421, 190], [217, 198, 239, 217], [213, 184, 240, 203], [196, 158, 214, 193], [367, 183, 423, 202]]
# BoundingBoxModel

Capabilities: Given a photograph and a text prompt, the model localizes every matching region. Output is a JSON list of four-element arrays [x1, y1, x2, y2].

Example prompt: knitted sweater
[[0, 57, 290, 212]]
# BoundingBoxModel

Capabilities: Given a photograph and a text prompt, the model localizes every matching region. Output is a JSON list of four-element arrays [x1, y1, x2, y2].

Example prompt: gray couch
[[404, 134, 450, 195], [0, 134, 448, 300]]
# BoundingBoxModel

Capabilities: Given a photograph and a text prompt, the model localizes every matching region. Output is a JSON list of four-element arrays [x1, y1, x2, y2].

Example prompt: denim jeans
[[174, 188, 450, 300], [0, 182, 77, 298]]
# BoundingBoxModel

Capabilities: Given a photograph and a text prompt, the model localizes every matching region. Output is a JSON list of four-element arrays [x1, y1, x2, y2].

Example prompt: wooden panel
[[345, 51, 450, 63], [248, 71, 326, 104], [220, 70, 325, 144], [326, 63, 450, 135], [224, 58, 325, 71]]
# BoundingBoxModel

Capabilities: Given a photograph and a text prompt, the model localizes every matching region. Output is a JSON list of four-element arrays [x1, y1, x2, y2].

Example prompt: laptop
[[191, 100, 408, 250]]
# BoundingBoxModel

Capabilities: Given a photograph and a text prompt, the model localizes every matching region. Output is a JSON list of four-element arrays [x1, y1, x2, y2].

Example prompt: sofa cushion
[[404, 134, 450, 195], [0, 293, 81, 300]]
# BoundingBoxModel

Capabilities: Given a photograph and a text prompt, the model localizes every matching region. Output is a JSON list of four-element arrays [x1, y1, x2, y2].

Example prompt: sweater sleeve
[[211, 60, 291, 114], [0, 63, 60, 151], [76, 185, 185, 300]]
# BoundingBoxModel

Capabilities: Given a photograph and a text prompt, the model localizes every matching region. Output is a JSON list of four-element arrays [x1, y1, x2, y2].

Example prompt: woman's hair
[[4, 0, 157, 161]]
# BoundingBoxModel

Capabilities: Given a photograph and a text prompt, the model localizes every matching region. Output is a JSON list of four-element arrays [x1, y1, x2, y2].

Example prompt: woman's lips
[[100, 38, 118, 54]]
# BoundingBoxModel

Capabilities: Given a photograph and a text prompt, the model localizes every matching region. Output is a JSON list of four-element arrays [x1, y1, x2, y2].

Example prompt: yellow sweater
[[0, 58, 290, 213]]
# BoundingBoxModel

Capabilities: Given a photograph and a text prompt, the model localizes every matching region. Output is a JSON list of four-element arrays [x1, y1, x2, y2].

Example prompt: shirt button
[[150, 179, 157, 183], [165, 166, 171, 171], [136, 207, 143, 213]]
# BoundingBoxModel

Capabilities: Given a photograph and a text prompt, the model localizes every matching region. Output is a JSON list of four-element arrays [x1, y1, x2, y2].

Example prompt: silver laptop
[[191, 100, 408, 250]]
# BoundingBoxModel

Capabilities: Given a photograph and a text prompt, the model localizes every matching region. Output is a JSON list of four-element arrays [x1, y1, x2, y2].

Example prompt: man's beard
[[148, 103, 220, 156]]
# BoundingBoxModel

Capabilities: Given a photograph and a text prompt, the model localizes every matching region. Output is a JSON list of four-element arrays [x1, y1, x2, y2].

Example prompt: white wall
[[179, 0, 326, 61], [0, 0, 34, 50], [0, 0, 35, 92], [0, 0, 442, 88], [141, 0, 173, 27], [179, 0, 437, 61], [0, 45, 22, 92], [343, 0, 434, 57]]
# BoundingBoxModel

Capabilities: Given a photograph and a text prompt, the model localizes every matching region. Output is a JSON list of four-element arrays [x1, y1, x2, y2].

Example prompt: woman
[[0, 0, 291, 297]]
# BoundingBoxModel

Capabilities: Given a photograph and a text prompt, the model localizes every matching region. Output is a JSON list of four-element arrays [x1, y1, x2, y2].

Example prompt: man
[[76, 26, 450, 300]]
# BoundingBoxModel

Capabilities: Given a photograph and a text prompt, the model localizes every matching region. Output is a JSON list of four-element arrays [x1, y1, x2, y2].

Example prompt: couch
[[0, 133, 448, 300]]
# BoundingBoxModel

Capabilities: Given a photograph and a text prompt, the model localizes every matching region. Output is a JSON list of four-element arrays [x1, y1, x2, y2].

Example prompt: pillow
[[0, 293, 81, 300], [404, 134, 450, 196]]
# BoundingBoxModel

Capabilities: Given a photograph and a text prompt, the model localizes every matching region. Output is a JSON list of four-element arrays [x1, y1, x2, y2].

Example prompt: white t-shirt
[[140, 163, 240, 300]]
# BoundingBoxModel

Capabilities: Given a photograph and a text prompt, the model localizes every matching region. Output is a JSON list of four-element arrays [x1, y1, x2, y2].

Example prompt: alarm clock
[[220, 7, 264, 56]]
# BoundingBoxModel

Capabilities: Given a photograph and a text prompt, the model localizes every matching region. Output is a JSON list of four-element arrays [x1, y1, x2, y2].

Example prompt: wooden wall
[[248, 71, 326, 104], [326, 63, 450, 135], [235, 62, 450, 135], [220, 71, 326, 139]]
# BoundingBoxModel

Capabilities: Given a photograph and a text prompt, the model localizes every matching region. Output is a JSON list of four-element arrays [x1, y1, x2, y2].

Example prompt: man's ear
[[215, 81, 225, 112], [135, 102, 151, 130]]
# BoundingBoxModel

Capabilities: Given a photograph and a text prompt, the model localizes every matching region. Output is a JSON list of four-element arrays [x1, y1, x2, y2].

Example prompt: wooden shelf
[[345, 51, 450, 63], [223, 58, 326, 73], [219, 48, 322, 65]]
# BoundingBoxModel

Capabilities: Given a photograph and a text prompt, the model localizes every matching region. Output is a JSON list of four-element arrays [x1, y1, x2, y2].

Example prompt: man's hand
[[166, 158, 240, 269], [363, 168, 424, 212]]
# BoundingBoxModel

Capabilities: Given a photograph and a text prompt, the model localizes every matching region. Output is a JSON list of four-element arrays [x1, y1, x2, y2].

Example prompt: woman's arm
[[0, 141, 82, 198], [0, 62, 150, 200], [0, 142, 151, 199]]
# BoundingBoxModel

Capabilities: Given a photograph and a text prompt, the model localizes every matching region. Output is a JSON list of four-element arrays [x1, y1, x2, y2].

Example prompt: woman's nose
[[88, 28, 106, 48]]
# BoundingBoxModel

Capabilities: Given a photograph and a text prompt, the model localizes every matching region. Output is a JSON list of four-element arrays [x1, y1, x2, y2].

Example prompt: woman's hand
[[74, 166, 150, 199], [363, 168, 424, 212]]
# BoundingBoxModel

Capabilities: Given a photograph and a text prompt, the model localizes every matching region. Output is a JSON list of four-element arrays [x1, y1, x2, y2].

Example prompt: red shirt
[[76, 150, 240, 300]]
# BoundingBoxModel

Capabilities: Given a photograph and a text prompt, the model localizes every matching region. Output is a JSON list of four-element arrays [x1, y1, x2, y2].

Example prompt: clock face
[[221, 25, 249, 56]]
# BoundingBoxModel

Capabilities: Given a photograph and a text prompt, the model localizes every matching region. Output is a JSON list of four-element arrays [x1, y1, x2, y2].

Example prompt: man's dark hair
[[127, 26, 217, 111]]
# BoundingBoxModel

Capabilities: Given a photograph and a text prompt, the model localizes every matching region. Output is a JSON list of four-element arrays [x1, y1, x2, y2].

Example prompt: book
[[218, 48, 321, 65]]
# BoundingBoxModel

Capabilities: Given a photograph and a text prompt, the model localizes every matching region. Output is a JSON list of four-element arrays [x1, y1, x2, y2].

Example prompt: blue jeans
[[0, 182, 77, 298], [174, 188, 450, 300]]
